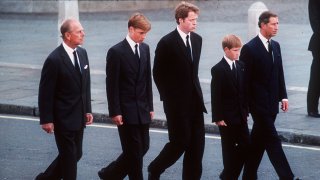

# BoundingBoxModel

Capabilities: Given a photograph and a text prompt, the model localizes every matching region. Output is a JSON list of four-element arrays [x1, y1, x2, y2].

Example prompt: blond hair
[[128, 12, 151, 31]]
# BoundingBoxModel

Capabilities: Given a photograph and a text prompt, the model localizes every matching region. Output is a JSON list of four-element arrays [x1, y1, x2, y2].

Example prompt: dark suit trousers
[[40, 129, 84, 180], [148, 94, 205, 180], [100, 124, 149, 180], [219, 123, 250, 180], [242, 114, 294, 180], [307, 51, 320, 113]]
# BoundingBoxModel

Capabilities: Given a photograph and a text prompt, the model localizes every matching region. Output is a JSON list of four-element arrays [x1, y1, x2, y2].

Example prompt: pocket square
[[84, 65, 88, 69]]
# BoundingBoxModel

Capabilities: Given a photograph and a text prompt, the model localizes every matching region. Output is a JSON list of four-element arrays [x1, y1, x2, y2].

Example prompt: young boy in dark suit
[[211, 34, 250, 179]]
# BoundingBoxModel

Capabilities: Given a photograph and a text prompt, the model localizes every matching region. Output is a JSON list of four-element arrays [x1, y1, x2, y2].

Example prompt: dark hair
[[128, 12, 151, 31], [258, 11, 278, 28], [175, 1, 199, 24]]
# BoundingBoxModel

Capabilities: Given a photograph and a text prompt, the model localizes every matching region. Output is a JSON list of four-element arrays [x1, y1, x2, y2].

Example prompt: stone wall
[[0, 0, 301, 14], [0, 0, 179, 13]]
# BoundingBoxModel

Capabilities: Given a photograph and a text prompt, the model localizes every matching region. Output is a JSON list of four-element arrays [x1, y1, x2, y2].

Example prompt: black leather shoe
[[294, 178, 301, 180], [97, 169, 106, 180], [308, 112, 320, 118], [148, 172, 160, 180], [219, 170, 225, 179], [35, 173, 45, 180]]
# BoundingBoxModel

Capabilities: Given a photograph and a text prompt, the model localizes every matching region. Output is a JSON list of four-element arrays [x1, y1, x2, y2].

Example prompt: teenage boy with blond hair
[[98, 13, 153, 180]]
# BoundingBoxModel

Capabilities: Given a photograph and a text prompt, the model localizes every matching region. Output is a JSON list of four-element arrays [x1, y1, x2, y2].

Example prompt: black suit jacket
[[153, 29, 206, 113], [240, 36, 287, 115], [211, 58, 247, 125], [38, 44, 92, 131], [308, 0, 320, 53], [106, 39, 153, 125]]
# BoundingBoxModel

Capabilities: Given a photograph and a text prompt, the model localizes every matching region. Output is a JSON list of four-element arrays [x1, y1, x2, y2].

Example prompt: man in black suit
[[307, 0, 320, 118], [36, 18, 93, 180], [240, 11, 296, 179], [98, 13, 153, 180], [211, 34, 250, 179], [148, 2, 207, 180]]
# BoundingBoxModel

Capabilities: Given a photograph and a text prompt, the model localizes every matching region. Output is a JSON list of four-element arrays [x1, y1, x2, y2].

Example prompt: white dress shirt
[[224, 55, 236, 70], [126, 35, 140, 57], [62, 42, 79, 66]]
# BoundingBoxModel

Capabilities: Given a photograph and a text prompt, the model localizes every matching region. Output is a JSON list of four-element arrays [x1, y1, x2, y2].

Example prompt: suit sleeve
[[146, 45, 154, 111], [153, 38, 169, 101], [240, 44, 253, 102], [211, 66, 224, 122], [83, 49, 92, 113], [106, 48, 121, 117], [38, 57, 58, 124], [276, 43, 288, 100], [309, 0, 320, 36]]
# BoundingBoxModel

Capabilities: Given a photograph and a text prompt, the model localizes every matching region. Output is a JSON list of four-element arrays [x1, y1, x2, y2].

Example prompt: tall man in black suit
[[98, 13, 153, 180], [307, 0, 320, 118], [36, 18, 93, 180], [148, 2, 207, 180], [211, 34, 250, 179], [240, 11, 296, 179]]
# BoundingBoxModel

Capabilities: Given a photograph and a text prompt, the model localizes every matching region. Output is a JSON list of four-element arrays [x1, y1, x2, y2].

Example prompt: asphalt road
[[1, 114, 320, 180]]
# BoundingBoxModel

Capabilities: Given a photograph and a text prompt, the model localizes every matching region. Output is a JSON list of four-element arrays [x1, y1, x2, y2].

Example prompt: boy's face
[[224, 47, 241, 61], [129, 27, 148, 43]]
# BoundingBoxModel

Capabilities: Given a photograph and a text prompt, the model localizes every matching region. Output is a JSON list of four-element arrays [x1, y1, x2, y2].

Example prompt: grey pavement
[[1, 1, 320, 146]]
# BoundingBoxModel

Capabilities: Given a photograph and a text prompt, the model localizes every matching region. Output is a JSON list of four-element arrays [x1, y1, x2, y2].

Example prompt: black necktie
[[232, 62, 237, 79], [73, 50, 81, 77], [186, 35, 192, 61], [134, 44, 140, 60], [267, 40, 273, 61]]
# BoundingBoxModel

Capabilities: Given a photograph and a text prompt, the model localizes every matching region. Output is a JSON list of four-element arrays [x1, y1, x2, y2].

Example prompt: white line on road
[[1, 114, 319, 151], [0, 114, 39, 121]]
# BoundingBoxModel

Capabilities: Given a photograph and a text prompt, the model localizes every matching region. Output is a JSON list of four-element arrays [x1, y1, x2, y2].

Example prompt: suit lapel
[[221, 58, 238, 90], [123, 40, 140, 73], [59, 45, 82, 87], [235, 61, 244, 89], [255, 36, 275, 84], [174, 30, 193, 64], [138, 44, 147, 79], [77, 48, 88, 85], [256, 36, 274, 66], [190, 33, 199, 63]]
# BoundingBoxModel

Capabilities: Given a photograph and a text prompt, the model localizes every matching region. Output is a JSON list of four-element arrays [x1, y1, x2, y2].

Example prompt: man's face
[[261, 17, 279, 39], [66, 21, 85, 47], [129, 27, 148, 43], [225, 47, 241, 61], [178, 11, 198, 34]]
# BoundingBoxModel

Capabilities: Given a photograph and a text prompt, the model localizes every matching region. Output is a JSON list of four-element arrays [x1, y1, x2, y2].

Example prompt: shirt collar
[[62, 41, 77, 62], [258, 32, 271, 50], [177, 26, 190, 45], [126, 34, 138, 53], [224, 55, 236, 69]]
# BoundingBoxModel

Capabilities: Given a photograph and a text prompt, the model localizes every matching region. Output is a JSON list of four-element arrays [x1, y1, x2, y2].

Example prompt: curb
[[1, 104, 319, 147]]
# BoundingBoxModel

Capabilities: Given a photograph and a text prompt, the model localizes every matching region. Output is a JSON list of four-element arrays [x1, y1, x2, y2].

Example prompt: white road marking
[[1, 114, 319, 151]]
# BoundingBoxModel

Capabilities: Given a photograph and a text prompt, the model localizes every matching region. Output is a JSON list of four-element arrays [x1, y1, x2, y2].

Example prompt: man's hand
[[281, 100, 289, 112], [111, 115, 123, 126], [86, 113, 93, 125], [215, 120, 227, 127], [150, 111, 155, 120], [41, 123, 54, 134]]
